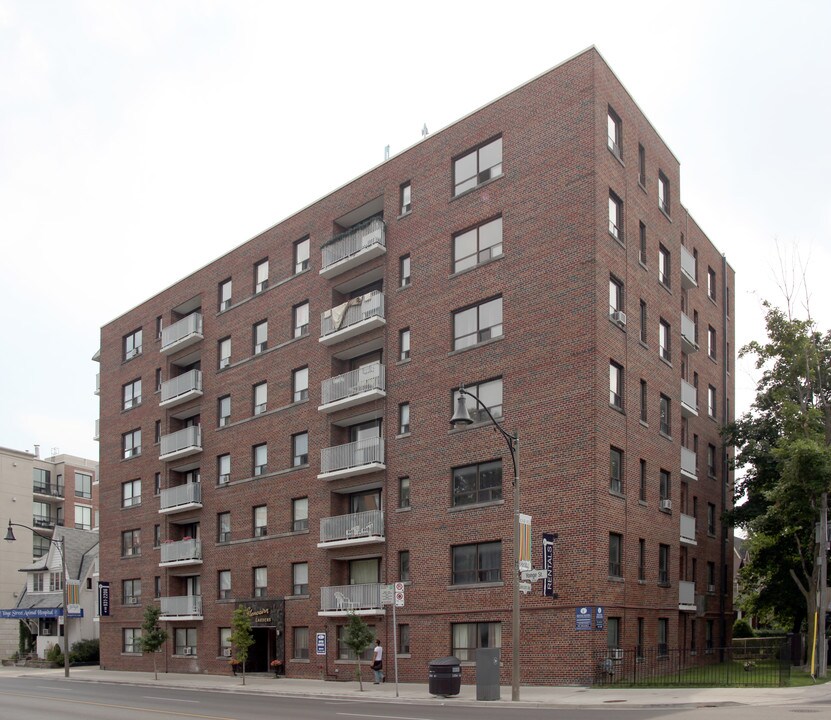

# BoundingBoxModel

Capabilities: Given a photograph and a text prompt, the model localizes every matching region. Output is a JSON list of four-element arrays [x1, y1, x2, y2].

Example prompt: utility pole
[[819, 492, 828, 678]]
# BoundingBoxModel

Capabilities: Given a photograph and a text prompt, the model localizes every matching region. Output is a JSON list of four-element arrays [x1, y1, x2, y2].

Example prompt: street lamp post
[[451, 386, 521, 701], [5, 520, 71, 678]]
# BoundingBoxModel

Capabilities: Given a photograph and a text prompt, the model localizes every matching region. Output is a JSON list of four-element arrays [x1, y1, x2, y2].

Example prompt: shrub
[[69, 638, 100, 663], [733, 619, 755, 638], [46, 644, 64, 665]]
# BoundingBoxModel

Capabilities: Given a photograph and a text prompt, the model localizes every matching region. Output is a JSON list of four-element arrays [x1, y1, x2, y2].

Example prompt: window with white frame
[[293, 301, 310, 338], [292, 367, 309, 402], [658, 244, 671, 287], [400, 181, 412, 214], [453, 137, 502, 196], [218, 395, 231, 427], [253, 444, 267, 476], [453, 216, 503, 273], [121, 529, 140, 557], [253, 320, 268, 354], [218, 570, 232, 599], [609, 362, 623, 409], [400, 254, 411, 287], [219, 627, 231, 655], [659, 319, 671, 362], [658, 171, 670, 215], [608, 191, 623, 241], [398, 476, 410, 509], [399, 327, 410, 360], [254, 258, 269, 293], [708, 326, 717, 359], [609, 276, 623, 316], [253, 382, 267, 415], [219, 279, 232, 311], [708, 385, 717, 418], [253, 505, 268, 537], [294, 237, 310, 274], [217, 454, 230, 485], [607, 107, 622, 158], [659, 395, 671, 436], [218, 337, 231, 369], [708, 266, 717, 301]]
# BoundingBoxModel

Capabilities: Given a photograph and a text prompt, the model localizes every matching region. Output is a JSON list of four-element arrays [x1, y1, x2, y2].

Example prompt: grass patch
[[604, 658, 789, 688], [789, 668, 831, 687]]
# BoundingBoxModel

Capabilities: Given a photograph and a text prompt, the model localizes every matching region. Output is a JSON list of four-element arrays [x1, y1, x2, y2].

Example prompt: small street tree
[[342, 611, 373, 691], [230, 605, 254, 685], [138, 605, 168, 680]]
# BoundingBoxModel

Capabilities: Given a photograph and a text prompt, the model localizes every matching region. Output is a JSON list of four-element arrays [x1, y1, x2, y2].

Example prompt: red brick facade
[[98, 48, 734, 685]]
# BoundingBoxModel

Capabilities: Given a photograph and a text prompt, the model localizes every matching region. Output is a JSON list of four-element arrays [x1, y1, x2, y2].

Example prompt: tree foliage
[[139, 604, 168, 680], [342, 611, 373, 691], [230, 606, 254, 685]]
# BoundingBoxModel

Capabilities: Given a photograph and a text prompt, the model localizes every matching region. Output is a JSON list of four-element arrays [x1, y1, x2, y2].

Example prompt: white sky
[[1, 0, 829, 462]]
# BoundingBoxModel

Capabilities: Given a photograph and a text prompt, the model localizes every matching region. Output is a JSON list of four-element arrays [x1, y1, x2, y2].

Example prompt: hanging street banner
[[99, 581, 110, 617], [542, 532, 557, 597], [67, 580, 81, 617], [518, 514, 532, 571]]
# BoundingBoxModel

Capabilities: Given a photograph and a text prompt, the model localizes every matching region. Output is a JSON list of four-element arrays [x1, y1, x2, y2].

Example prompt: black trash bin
[[428, 656, 462, 697]]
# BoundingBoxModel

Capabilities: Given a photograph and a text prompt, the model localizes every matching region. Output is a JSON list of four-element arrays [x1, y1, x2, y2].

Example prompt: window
[[707, 561, 716, 592], [123, 328, 142, 360], [610, 447, 623, 494], [253, 443, 267, 476], [219, 279, 232, 311], [123, 628, 141, 654], [294, 237, 310, 274], [708, 266, 717, 301], [707, 503, 716, 535], [607, 617, 621, 651], [398, 624, 411, 654], [217, 454, 231, 485], [398, 402, 410, 434], [638, 144, 646, 187], [253, 320, 268, 354], [33, 535, 50, 558], [708, 385, 717, 418], [659, 469, 671, 503], [253, 382, 268, 415], [658, 544, 670, 585], [123, 578, 141, 605], [398, 476, 410, 509], [218, 395, 231, 427], [451, 622, 501, 662], [452, 541, 501, 584], [609, 533, 622, 577], [659, 319, 671, 362], [154, 420, 161, 444], [399, 550, 410, 583], [153, 524, 161, 547], [337, 624, 376, 661], [608, 191, 623, 241], [452, 460, 502, 507], [293, 301, 310, 338], [32, 573, 45, 592], [217, 570, 232, 600], [292, 432, 309, 467], [658, 244, 671, 288], [219, 627, 231, 655], [75, 505, 91, 530], [293, 627, 310, 660], [609, 362, 623, 409], [174, 628, 197, 656], [218, 337, 231, 369], [122, 529, 140, 557], [399, 327, 410, 360], [609, 276, 623, 315], [253, 566, 267, 597], [292, 498, 308, 532], [637, 225, 647, 268], [638, 538, 646, 580], [399, 254, 411, 287], [400, 181, 412, 214], [658, 618, 669, 656], [453, 216, 503, 273], [639, 300, 648, 344], [156, 315, 163, 339], [453, 137, 502, 196], [658, 171, 670, 215], [640, 379, 648, 423], [607, 107, 622, 158], [706, 619, 714, 653], [123, 378, 141, 410], [707, 444, 717, 478], [122, 479, 141, 508], [639, 460, 647, 502], [659, 394, 671, 436], [75, 471, 92, 499], [123, 429, 141, 459], [218, 512, 231, 543], [708, 326, 717, 359], [254, 258, 269, 293], [253, 505, 268, 537], [292, 562, 309, 595], [453, 378, 503, 424], [292, 367, 309, 402], [154, 472, 161, 495]]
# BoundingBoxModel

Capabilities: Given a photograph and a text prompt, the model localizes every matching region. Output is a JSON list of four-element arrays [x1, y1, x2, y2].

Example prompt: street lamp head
[[4, 521, 15, 542], [450, 394, 473, 427]]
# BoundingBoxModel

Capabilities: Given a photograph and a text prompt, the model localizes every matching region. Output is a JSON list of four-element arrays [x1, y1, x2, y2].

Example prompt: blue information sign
[[595, 606, 605, 630], [575, 606, 593, 630], [316, 632, 327, 655]]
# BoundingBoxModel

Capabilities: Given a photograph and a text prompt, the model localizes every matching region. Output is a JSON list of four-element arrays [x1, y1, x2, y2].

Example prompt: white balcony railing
[[680, 245, 697, 289], [681, 311, 698, 352], [94, 419, 99, 441], [160, 595, 202, 618], [320, 217, 386, 278], [160, 426, 202, 461], [680, 513, 697, 544], [320, 363, 385, 409], [320, 583, 382, 614], [320, 291, 385, 344], [681, 445, 698, 479], [319, 437, 384, 479], [95, 372, 100, 395], [160, 370, 203, 406], [681, 379, 698, 416], [161, 313, 203, 354], [319, 510, 384, 545], [679, 580, 696, 609], [159, 482, 202, 512], [160, 538, 202, 564]]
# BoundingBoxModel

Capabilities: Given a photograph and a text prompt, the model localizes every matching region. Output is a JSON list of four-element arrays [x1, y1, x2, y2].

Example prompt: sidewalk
[[2, 665, 831, 708]]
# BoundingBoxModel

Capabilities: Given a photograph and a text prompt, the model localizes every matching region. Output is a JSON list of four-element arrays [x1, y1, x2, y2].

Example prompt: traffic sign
[[380, 585, 394, 605], [394, 582, 405, 592], [519, 581, 532, 594], [521, 569, 547, 582], [394, 591, 405, 607]]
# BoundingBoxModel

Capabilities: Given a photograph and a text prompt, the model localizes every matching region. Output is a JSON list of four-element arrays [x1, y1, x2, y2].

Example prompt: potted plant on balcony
[[270, 659, 283, 677]]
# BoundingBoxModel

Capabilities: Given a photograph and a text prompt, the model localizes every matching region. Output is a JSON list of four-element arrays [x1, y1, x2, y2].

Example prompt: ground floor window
[[123, 628, 141, 654], [398, 624, 410, 655], [293, 627, 309, 660], [451, 621, 501, 662], [218, 627, 231, 657], [175, 627, 197, 655], [337, 624, 375, 660], [657, 618, 668, 656]]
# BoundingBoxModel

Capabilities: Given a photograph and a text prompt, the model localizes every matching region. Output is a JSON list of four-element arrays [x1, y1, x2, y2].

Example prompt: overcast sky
[[1, 0, 829, 462]]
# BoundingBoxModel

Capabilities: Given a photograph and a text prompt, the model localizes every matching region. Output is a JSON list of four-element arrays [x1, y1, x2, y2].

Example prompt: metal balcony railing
[[681, 312, 698, 352], [319, 510, 383, 544], [159, 482, 201, 511], [33, 483, 64, 498], [681, 379, 698, 415], [33, 514, 55, 528], [160, 595, 202, 617], [320, 583, 382, 613], [320, 363, 385, 406], [94, 419, 100, 441], [95, 372, 100, 395], [321, 217, 385, 271], [680, 513, 697, 544], [160, 538, 202, 564], [680, 245, 697, 288], [160, 369, 203, 404], [161, 313, 203, 352], [679, 580, 696, 608], [320, 291, 385, 340], [160, 426, 202, 458], [320, 437, 383, 475]]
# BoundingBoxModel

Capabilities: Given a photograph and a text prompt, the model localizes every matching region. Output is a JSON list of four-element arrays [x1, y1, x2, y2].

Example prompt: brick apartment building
[[96, 47, 734, 684]]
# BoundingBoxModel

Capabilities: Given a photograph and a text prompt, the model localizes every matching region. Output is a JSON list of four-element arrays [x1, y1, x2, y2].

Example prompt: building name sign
[[0, 608, 84, 619]]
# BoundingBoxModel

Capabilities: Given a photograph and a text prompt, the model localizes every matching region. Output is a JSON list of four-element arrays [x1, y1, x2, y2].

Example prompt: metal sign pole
[[392, 600, 399, 697]]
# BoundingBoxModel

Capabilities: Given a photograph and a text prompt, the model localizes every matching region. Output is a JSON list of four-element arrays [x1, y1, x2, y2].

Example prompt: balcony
[[680, 245, 697, 290], [681, 445, 698, 481], [319, 363, 385, 413], [320, 217, 386, 279], [33, 483, 64, 499], [160, 370, 203, 409], [160, 595, 203, 621], [159, 482, 202, 514], [318, 437, 385, 481], [681, 311, 699, 354], [320, 291, 385, 346], [161, 313, 203, 355], [160, 426, 202, 462], [317, 510, 384, 548], [160, 538, 203, 567], [680, 513, 697, 545], [319, 583, 384, 617], [678, 580, 697, 611], [681, 379, 698, 417], [32, 514, 55, 529], [94, 372, 100, 395], [94, 419, 99, 442]]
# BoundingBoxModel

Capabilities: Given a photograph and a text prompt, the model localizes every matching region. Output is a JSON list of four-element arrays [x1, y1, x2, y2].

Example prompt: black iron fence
[[592, 640, 791, 687]]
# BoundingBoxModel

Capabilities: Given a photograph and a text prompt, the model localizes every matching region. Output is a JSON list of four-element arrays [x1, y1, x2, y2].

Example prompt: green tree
[[724, 302, 831, 665], [342, 611, 373, 691], [230, 606, 254, 685], [139, 605, 168, 680]]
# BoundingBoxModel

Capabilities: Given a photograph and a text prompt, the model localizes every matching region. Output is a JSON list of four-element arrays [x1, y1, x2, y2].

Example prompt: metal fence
[[592, 642, 791, 687]]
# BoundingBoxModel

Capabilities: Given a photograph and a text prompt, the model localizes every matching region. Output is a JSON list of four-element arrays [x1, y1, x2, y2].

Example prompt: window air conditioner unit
[[128, 597, 139, 605], [707, 584, 716, 593], [222, 647, 231, 657], [219, 358, 230, 369], [183, 646, 193, 655], [218, 474, 230, 485], [610, 648, 624, 660], [255, 527, 267, 537], [610, 311, 627, 326], [660, 499, 672, 511]]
